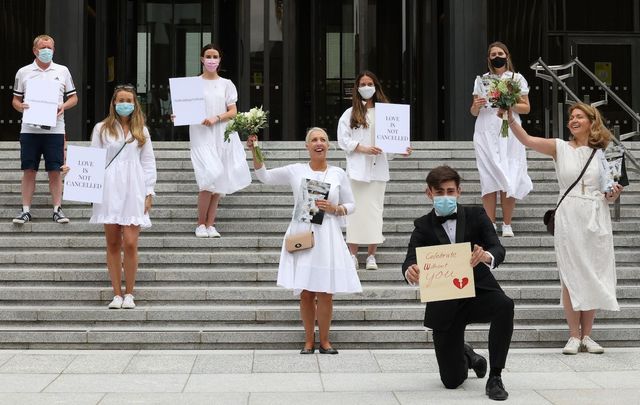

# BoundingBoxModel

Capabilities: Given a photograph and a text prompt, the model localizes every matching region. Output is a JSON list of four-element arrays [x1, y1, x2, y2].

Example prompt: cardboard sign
[[417, 242, 475, 303], [63, 145, 107, 203], [374, 102, 410, 154]]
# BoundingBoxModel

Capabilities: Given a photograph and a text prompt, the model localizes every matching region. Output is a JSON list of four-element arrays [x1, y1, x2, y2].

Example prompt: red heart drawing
[[453, 277, 469, 289]]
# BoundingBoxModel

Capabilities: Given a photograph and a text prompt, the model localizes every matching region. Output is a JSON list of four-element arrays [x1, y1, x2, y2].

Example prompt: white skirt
[[346, 179, 386, 244]]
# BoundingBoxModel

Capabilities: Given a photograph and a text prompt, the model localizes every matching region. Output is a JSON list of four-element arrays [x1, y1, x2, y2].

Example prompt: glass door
[[569, 37, 640, 136], [134, 0, 214, 141]]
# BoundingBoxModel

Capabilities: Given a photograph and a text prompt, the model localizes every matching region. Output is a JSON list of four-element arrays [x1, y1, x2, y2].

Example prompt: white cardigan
[[337, 107, 391, 183]]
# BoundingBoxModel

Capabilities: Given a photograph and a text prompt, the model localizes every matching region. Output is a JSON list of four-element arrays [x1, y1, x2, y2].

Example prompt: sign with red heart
[[416, 242, 475, 302]]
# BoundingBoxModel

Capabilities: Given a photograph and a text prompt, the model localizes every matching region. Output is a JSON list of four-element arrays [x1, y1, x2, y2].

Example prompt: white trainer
[[108, 295, 123, 309], [581, 336, 604, 354], [122, 294, 136, 309], [365, 255, 378, 270], [195, 224, 208, 238], [207, 226, 221, 238], [502, 224, 514, 237], [562, 337, 582, 355], [351, 254, 359, 270]]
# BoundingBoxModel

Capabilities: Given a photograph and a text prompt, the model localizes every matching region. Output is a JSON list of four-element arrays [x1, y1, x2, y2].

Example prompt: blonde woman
[[247, 128, 361, 354], [505, 102, 623, 354], [90, 84, 157, 309]]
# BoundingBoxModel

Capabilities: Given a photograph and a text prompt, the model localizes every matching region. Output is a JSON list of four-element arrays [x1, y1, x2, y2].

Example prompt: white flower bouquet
[[224, 106, 269, 163]]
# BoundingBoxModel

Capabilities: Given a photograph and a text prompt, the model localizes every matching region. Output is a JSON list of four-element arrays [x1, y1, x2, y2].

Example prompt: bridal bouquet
[[224, 106, 269, 163], [487, 76, 522, 137]]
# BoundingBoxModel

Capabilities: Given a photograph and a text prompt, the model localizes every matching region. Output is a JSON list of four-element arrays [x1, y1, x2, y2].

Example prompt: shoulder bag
[[543, 148, 596, 235]]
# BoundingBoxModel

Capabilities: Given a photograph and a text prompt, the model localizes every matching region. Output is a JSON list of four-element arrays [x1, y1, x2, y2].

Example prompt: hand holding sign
[[63, 145, 107, 204], [375, 102, 410, 154], [417, 242, 475, 303]]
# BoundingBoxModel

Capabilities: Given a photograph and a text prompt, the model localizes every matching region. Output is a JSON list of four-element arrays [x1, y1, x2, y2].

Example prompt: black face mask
[[490, 56, 507, 69]]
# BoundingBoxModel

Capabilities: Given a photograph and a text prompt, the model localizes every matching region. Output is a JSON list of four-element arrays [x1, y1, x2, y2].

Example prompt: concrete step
[[2, 284, 640, 303], [0, 324, 638, 349]]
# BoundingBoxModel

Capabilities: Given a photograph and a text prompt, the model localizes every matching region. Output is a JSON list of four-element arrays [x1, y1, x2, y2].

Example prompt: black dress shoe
[[464, 343, 487, 378], [299, 347, 315, 354], [485, 375, 509, 401], [319, 346, 339, 354]]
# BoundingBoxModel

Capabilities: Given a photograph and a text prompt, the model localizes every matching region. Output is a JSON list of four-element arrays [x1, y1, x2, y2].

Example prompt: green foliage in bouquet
[[224, 106, 268, 163], [487, 76, 522, 137]]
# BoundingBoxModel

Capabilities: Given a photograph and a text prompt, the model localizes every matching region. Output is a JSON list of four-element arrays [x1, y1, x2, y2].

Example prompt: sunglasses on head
[[115, 83, 136, 91]]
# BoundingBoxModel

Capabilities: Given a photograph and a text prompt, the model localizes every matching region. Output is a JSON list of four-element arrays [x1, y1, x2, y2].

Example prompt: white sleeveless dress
[[553, 139, 619, 311]]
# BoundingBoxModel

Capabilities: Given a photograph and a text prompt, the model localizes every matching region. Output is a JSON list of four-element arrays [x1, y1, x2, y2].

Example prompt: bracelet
[[508, 119, 515, 125], [217, 115, 222, 122]]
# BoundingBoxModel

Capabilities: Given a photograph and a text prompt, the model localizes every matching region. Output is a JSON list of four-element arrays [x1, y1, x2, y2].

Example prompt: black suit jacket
[[401, 204, 506, 331]]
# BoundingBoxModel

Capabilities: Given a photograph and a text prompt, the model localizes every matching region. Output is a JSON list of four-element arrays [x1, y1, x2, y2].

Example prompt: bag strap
[[105, 138, 131, 169], [554, 148, 597, 210]]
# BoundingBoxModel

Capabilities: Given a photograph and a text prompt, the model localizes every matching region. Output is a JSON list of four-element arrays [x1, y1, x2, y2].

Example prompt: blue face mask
[[37, 48, 54, 64], [115, 102, 135, 117], [433, 196, 457, 216]]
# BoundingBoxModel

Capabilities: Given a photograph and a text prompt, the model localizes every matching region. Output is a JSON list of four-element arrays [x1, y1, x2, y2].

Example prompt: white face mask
[[358, 86, 376, 100]]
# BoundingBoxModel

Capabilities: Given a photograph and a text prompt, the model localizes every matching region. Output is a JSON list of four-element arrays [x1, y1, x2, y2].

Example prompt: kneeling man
[[402, 165, 514, 401]]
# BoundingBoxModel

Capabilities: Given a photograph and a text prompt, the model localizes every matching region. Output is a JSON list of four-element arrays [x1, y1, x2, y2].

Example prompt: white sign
[[63, 145, 107, 204], [169, 77, 207, 126], [374, 103, 411, 154], [22, 79, 59, 127]]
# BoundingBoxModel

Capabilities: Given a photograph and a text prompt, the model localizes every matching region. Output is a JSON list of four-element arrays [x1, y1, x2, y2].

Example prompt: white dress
[[255, 163, 362, 296], [89, 122, 157, 228], [189, 76, 251, 195], [554, 139, 619, 311], [472, 71, 533, 199]]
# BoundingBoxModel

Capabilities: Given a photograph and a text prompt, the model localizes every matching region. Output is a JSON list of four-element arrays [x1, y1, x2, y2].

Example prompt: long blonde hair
[[568, 102, 611, 149], [100, 86, 147, 146]]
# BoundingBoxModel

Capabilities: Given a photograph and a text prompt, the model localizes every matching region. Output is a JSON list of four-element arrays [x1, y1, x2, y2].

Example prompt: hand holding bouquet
[[224, 106, 268, 163], [487, 75, 522, 137]]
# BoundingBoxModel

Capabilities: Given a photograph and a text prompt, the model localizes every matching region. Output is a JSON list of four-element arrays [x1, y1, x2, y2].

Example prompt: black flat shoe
[[300, 347, 315, 354], [464, 343, 487, 378], [485, 375, 509, 401], [319, 346, 338, 354]]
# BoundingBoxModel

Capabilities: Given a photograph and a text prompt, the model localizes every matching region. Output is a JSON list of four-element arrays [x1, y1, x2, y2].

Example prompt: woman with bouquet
[[188, 44, 251, 238], [502, 102, 623, 354], [247, 128, 362, 354], [470, 42, 532, 237], [337, 71, 412, 270]]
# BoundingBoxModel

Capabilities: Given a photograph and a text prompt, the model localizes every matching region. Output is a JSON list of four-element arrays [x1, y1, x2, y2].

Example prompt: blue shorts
[[20, 133, 65, 171]]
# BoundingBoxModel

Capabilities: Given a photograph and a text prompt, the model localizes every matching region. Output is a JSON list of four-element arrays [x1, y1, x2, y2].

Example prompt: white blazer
[[337, 107, 390, 183]]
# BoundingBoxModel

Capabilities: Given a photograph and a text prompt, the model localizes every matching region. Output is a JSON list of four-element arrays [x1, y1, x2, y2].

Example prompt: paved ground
[[0, 348, 639, 404]]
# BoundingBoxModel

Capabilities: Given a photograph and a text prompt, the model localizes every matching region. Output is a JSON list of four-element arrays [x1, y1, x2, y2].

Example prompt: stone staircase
[[0, 141, 638, 349]]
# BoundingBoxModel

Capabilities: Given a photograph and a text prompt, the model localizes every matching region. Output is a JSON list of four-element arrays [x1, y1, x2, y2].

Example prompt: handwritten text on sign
[[374, 102, 410, 154], [63, 145, 107, 204], [417, 242, 475, 303]]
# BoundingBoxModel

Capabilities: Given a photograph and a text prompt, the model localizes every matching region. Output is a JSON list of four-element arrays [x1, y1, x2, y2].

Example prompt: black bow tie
[[436, 213, 457, 224]]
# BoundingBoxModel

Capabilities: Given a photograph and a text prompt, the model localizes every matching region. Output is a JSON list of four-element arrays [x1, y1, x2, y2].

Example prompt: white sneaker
[[502, 224, 514, 237], [582, 336, 604, 354], [351, 254, 359, 270], [195, 224, 208, 238], [108, 295, 123, 309], [365, 255, 378, 270], [207, 226, 221, 238], [122, 294, 136, 309], [562, 337, 582, 355]]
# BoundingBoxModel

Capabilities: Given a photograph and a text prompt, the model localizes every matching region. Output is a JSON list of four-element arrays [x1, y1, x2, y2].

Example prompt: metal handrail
[[530, 57, 639, 175]]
